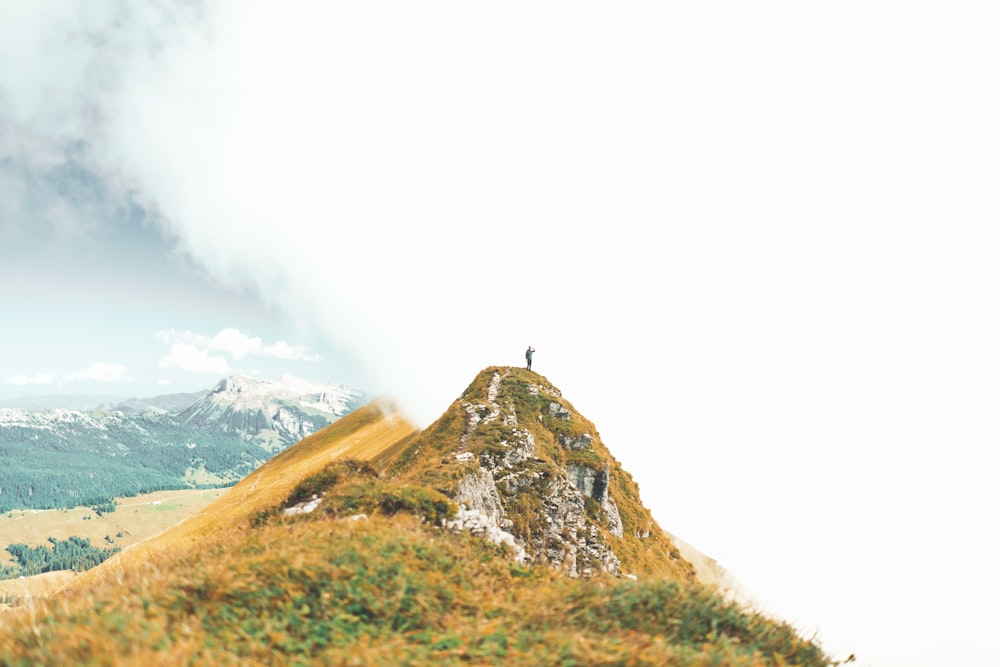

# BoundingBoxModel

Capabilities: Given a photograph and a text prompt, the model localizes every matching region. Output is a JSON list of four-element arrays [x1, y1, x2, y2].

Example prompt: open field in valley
[[0, 487, 225, 605]]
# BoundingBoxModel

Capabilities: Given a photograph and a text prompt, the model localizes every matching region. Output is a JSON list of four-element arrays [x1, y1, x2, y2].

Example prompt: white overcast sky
[[2, 3, 999, 665]]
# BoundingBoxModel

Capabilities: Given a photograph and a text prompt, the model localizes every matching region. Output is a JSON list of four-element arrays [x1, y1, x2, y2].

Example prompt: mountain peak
[[211, 374, 259, 393], [388, 366, 697, 581], [12, 370, 830, 666], [211, 374, 349, 397], [184, 374, 366, 451]]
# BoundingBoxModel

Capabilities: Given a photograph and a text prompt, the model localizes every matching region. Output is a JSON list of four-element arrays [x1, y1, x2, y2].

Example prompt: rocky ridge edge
[[443, 370, 627, 578]]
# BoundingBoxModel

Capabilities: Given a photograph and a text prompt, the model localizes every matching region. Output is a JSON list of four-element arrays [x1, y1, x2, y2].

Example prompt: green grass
[[256, 459, 457, 527], [0, 387, 832, 666], [283, 459, 380, 507], [0, 509, 830, 666], [389, 367, 699, 581]]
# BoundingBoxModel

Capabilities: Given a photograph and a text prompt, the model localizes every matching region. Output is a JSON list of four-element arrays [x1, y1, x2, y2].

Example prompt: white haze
[[2, 3, 999, 665]]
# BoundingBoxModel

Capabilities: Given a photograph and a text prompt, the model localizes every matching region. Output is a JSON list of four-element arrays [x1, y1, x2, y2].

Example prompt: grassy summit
[[388, 367, 697, 581], [0, 370, 832, 666]]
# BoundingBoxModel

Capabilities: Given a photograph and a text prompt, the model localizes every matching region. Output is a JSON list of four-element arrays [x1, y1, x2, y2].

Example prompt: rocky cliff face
[[390, 367, 696, 582]]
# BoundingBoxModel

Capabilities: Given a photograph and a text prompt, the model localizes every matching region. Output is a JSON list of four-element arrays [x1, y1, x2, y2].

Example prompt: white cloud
[[156, 328, 321, 362], [5, 371, 57, 386], [3, 4, 1000, 667], [208, 328, 322, 361], [158, 343, 231, 375], [66, 362, 129, 383], [154, 329, 187, 346]]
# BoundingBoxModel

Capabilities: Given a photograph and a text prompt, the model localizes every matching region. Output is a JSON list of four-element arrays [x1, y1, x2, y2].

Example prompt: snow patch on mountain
[[0, 408, 126, 432], [176, 375, 366, 452], [204, 375, 359, 415]]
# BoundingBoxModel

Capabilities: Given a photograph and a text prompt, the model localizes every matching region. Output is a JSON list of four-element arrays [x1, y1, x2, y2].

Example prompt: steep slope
[[59, 399, 417, 595], [665, 530, 756, 607], [387, 367, 696, 581], [177, 374, 366, 451], [0, 389, 831, 666]]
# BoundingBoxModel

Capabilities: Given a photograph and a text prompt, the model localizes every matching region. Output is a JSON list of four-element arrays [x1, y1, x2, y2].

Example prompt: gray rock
[[443, 369, 623, 577], [479, 429, 535, 470], [566, 463, 610, 504], [284, 494, 323, 516], [558, 433, 593, 450], [443, 506, 527, 563], [547, 402, 572, 420], [604, 496, 625, 539], [564, 463, 624, 539], [455, 467, 505, 526]]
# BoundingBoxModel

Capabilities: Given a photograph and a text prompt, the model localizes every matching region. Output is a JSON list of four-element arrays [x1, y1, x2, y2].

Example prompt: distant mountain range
[[0, 394, 133, 411], [0, 375, 366, 512], [176, 375, 362, 451], [98, 390, 211, 415]]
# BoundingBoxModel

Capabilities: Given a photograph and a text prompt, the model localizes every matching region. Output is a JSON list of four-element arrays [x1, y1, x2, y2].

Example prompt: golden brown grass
[[0, 393, 831, 666], [58, 399, 418, 595], [0, 508, 829, 666], [0, 570, 75, 606], [391, 367, 698, 581]]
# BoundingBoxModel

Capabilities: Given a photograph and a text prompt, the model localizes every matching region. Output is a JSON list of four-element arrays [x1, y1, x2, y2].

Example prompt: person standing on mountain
[[525, 345, 536, 371]]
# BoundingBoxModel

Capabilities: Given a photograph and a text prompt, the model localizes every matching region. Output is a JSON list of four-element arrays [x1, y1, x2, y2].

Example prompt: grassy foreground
[[0, 466, 830, 667], [0, 395, 831, 666]]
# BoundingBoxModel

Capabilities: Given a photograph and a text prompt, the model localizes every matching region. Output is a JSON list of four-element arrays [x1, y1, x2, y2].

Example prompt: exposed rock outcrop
[[390, 367, 697, 583], [443, 507, 526, 563], [454, 466, 505, 525], [565, 462, 625, 538], [559, 433, 593, 450], [424, 371, 619, 576], [446, 371, 623, 576]]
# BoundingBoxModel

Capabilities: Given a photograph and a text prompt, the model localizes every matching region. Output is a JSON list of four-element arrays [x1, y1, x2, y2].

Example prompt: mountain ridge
[[0, 368, 831, 666], [177, 374, 364, 451], [390, 367, 697, 581]]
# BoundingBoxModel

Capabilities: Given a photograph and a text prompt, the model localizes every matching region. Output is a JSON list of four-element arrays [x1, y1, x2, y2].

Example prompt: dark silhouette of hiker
[[525, 346, 535, 371]]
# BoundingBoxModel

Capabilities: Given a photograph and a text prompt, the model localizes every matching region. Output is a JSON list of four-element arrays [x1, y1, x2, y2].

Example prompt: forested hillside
[[0, 536, 119, 579], [0, 375, 364, 513], [0, 411, 268, 513]]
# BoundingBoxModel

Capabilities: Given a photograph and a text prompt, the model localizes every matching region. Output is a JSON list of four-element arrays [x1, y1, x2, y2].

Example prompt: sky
[[1, 2, 998, 665]]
